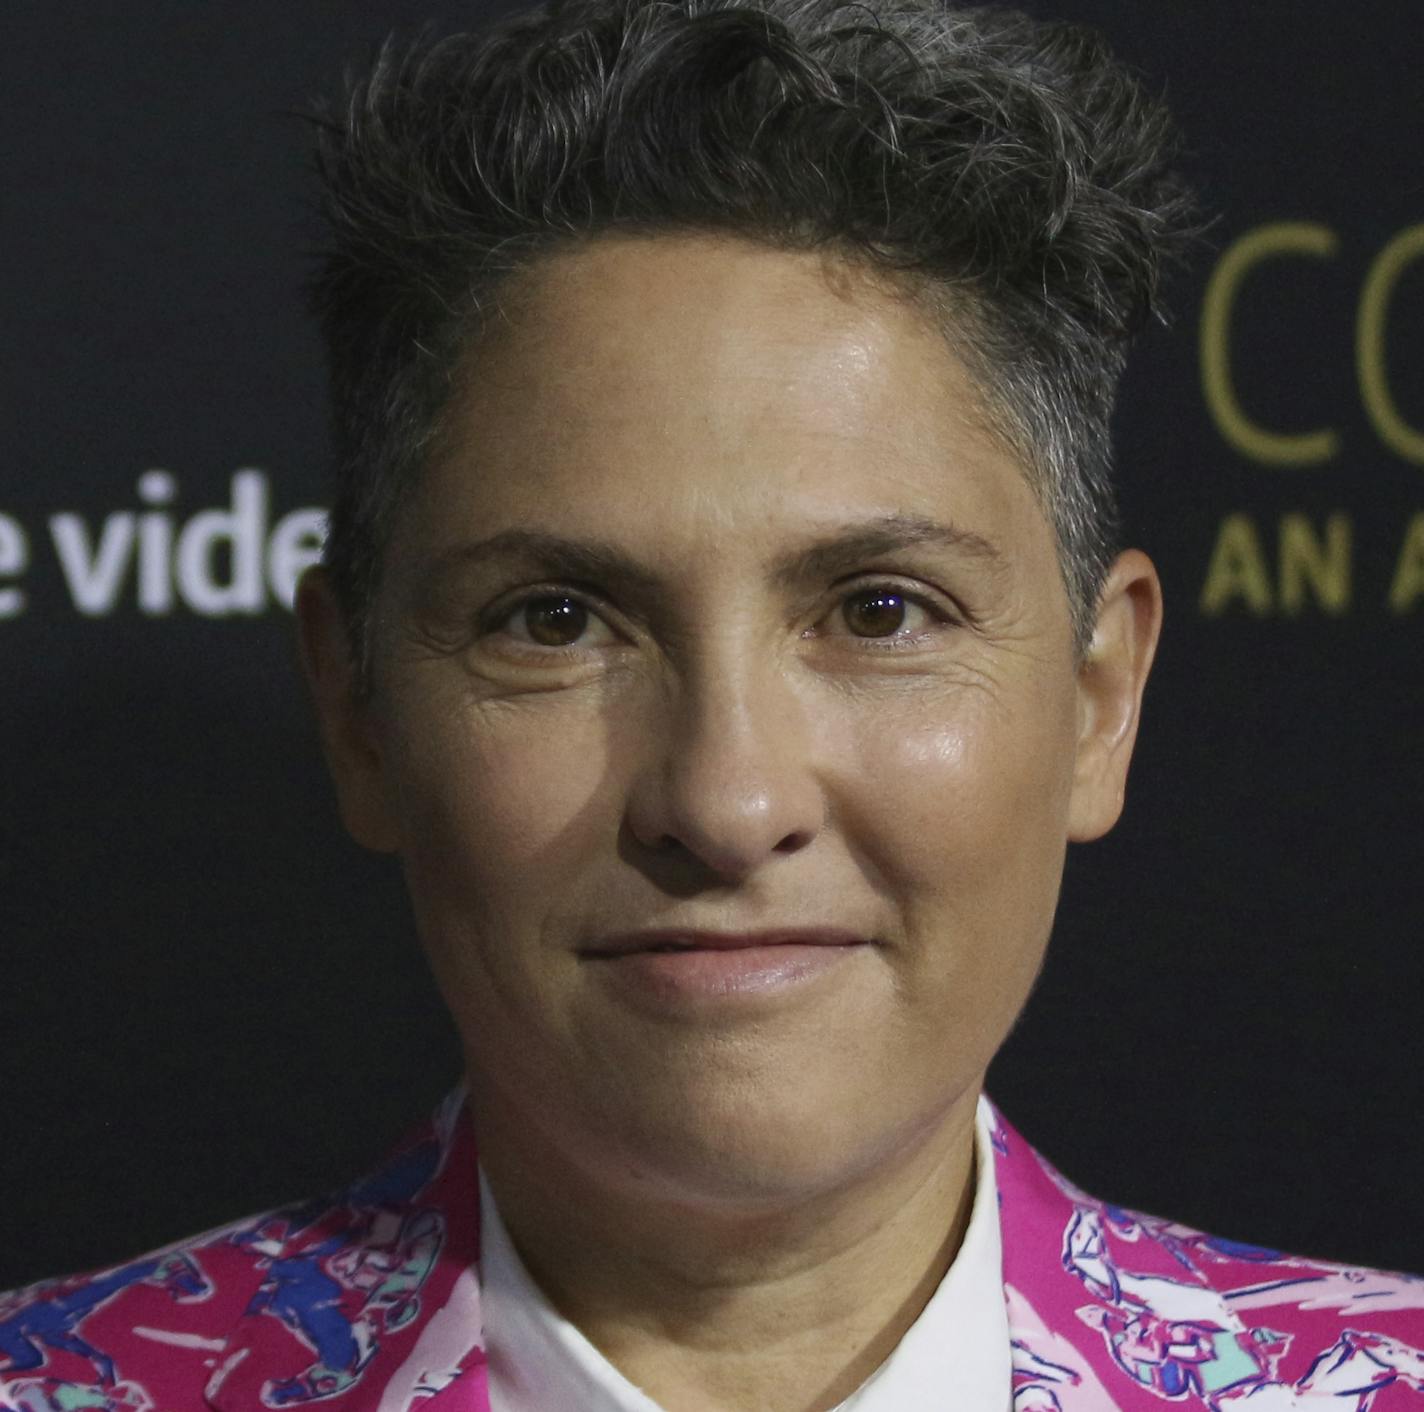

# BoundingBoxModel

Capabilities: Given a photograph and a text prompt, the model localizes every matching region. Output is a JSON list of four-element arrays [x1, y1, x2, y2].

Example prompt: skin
[[297, 230, 1163, 1412]]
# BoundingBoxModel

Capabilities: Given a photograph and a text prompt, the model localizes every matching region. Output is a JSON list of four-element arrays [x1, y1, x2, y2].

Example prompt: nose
[[623, 657, 825, 880]]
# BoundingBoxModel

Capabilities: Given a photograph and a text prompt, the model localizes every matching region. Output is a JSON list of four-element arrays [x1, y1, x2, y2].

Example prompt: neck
[[468, 1078, 982, 1412]]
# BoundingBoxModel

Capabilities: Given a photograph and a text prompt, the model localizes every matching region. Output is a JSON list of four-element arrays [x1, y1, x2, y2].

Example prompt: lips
[[580, 930, 872, 1009], [581, 927, 867, 959]]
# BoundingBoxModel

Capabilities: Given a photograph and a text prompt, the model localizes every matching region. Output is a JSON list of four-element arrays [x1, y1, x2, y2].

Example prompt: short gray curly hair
[[306, 0, 1200, 689]]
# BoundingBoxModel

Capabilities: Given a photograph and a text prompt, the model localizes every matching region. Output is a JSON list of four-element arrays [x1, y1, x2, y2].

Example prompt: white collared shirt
[[479, 1094, 1012, 1411]]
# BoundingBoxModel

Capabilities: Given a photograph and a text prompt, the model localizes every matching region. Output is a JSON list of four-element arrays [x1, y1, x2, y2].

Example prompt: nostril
[[775, 826, 817, 853]]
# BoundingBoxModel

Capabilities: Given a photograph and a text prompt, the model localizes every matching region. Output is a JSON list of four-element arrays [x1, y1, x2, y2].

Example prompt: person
[[4, 0, 1423, 1407]]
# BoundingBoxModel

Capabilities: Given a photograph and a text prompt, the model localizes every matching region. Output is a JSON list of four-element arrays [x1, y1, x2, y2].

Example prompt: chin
[[592, 1082, 916, 1209]]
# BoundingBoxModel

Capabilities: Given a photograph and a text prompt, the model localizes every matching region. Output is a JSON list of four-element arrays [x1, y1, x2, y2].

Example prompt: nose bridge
[[630, 634, 823, 875], [682, 642, 786, 773]]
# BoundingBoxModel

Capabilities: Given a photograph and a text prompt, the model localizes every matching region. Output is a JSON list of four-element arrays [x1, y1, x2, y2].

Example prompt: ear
[[294, 566, 401, 854], [1066, 548, 1164, 843]]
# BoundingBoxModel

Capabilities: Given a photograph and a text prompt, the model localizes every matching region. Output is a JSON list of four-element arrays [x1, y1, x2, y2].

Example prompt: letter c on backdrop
[[1200, 222, 1341, 467]]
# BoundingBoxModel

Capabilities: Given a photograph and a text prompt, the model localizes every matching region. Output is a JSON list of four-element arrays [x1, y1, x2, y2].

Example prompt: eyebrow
[[768, 514, 1007, 588], [421, 513, 1007, 599]]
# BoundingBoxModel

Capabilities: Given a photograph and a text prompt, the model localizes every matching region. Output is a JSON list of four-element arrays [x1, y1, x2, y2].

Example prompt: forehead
[[404, 232, 1053, 580]]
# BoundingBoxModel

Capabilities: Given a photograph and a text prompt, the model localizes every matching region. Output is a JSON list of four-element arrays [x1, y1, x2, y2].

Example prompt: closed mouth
[[582, 929, 869, 959]]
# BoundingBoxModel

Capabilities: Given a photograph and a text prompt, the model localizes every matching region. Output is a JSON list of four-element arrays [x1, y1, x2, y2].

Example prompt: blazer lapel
[[988, 1097, 1273, 1411], [204, 1087, 491, 1411]]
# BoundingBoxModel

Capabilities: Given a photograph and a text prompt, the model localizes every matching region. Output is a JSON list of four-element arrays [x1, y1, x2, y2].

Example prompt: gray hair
[[306, 0, 1201, 688]]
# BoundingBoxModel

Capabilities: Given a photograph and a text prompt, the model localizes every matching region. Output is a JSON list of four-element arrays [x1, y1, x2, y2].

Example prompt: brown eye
[[841, 589, 909, 638], [522, 596, 589, 647]]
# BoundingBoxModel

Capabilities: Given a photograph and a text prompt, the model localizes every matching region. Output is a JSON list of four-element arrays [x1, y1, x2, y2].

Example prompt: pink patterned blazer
[[3, 1087, 1422, 1410]]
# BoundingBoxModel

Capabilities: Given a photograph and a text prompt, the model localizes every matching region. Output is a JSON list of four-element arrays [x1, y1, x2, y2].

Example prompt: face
[[302, 232, 1159, 1208]]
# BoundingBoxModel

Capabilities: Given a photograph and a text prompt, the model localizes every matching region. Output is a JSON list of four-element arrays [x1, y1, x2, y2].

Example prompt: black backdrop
[[3, 0, 1421, 1292]]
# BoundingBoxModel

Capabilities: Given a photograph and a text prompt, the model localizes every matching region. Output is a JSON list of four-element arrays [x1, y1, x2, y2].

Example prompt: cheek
[[842, 678, 1076, 998], [386, 691, 620, 950], [852, 684, 1071, 867]]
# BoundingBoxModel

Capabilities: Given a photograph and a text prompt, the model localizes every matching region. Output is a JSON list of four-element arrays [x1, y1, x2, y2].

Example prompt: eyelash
[[479, 580, 960, 657]]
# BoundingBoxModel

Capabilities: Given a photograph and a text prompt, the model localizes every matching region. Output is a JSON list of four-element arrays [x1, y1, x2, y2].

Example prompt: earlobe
[[1066, 549, 1164, 843], [294, 566, 402, 854]]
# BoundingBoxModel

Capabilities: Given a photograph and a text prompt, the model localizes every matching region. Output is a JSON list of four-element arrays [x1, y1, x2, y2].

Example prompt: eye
[[830, 584, 949, 642], [489, 593, 618, 651]]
